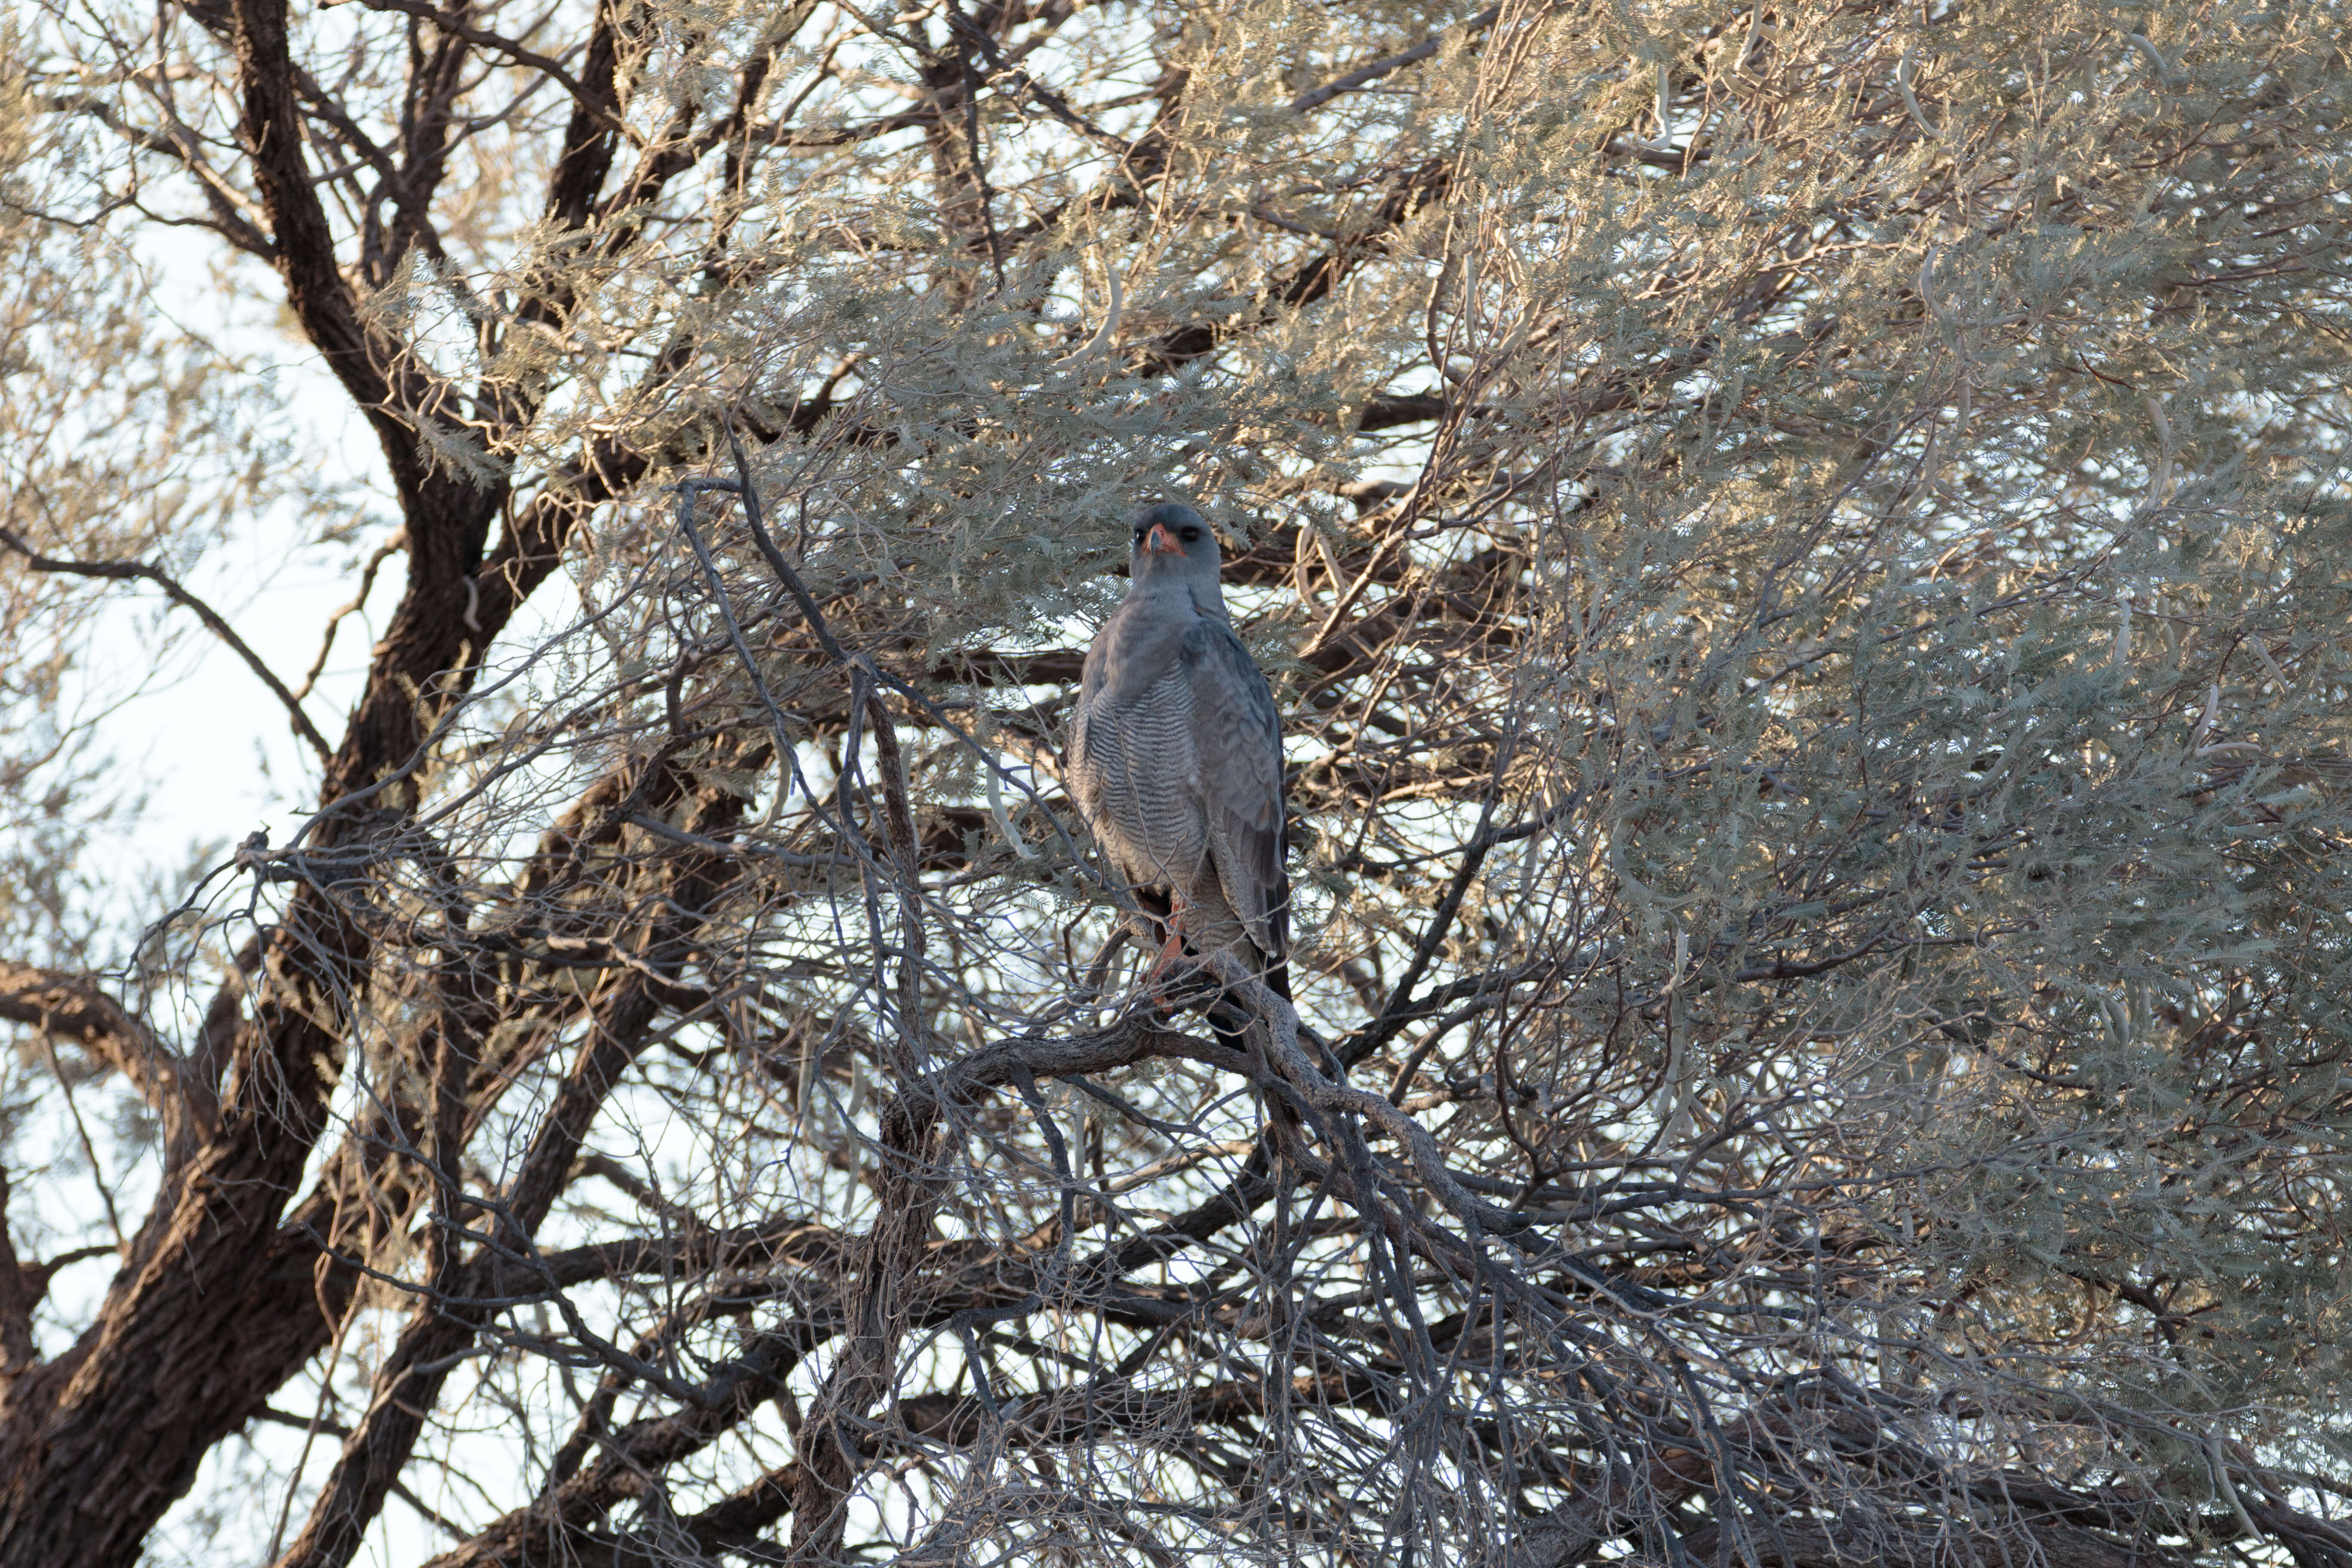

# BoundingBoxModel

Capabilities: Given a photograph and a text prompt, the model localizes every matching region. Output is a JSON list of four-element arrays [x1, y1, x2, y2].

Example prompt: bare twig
[[0, 528, 333, 763]]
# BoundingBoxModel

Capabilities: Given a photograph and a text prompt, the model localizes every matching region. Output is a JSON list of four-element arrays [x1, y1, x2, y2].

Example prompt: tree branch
[[1286, 4, 1504, 115], [343, 0, 609, 122], [0, 528, 332, 763], [0, 962, 222, 1166]]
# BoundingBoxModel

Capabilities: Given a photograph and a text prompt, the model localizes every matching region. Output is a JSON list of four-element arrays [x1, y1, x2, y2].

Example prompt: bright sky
[[78, 248, 397, 905]]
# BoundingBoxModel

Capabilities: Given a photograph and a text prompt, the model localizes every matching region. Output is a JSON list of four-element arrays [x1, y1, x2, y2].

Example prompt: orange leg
[[1138, 891, 1191, 1006]]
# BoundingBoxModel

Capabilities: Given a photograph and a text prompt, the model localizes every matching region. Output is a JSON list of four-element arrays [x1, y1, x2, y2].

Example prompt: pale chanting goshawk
[[1066, 502, 1290, 1001]]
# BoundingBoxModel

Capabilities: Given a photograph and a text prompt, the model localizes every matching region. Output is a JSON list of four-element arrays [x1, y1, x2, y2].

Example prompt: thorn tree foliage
[[4, 0, 2352, 1565]]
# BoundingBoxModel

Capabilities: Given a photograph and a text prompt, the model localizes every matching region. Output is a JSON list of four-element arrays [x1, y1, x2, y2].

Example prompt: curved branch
[[0, 962, 222, 1165], [0, 527, 333, 763], [1286, 3, 1504, 115], [341, 0, 613, 127]]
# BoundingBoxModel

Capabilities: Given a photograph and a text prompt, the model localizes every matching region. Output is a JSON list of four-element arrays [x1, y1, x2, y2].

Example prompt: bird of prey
[[1067, 502, 1289, 1002]]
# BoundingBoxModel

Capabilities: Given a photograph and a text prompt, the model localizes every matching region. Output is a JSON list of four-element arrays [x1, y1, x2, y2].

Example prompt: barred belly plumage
[[1093, 670, 1206, 892]]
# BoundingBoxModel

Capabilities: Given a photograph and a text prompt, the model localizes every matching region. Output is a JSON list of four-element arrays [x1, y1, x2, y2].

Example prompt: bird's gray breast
[[1075, 664, 1210, 891]]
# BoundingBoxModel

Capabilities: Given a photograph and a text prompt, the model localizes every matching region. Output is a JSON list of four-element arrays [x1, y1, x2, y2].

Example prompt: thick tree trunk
[[0, 414, 509, 1568], [0, 905, 355, 1566]]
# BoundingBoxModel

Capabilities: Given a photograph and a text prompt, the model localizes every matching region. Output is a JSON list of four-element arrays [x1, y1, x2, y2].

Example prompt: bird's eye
[[1180, 527, 1202, 543]]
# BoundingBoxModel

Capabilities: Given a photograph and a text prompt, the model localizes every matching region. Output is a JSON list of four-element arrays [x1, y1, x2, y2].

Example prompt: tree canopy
[[4, 0, 2352, 1564]]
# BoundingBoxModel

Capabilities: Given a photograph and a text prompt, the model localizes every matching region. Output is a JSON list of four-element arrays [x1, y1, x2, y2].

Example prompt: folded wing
[[1183, 619, 1287, 967]]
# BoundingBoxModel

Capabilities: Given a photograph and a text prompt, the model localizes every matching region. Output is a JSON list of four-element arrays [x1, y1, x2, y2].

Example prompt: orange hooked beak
[[1143, 521, 1187, 556]]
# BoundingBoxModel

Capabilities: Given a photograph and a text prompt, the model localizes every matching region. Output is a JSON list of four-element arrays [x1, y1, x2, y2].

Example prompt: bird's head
[[1127, 502, 1228, 612]]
